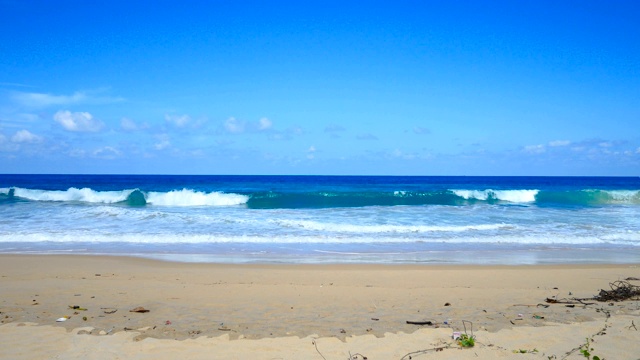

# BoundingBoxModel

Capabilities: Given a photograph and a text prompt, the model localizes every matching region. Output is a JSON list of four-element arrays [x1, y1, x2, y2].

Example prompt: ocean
[[1, 175, 639, 264]]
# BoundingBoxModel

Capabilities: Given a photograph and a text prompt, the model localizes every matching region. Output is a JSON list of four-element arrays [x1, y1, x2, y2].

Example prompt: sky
[[0, 0, 639, 176]]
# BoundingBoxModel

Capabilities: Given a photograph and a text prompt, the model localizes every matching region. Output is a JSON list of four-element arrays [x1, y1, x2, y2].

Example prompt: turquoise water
[[1, 175, 639, 264]]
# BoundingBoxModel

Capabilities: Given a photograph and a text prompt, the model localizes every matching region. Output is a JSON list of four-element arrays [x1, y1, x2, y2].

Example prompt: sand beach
[[1, 255, 639, 359]]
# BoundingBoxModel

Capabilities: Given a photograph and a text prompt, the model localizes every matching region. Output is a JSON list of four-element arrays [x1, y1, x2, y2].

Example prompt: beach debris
[[444, 302, 451, 306], [370, 317, 379, 321], [457, 320, 475, 348], [311, 339, 328, 360], [400, 344, 451, 359], [406, 320, 433, 326], [512, 303, 549, 308], [457, 333, 475, 348], [625, 277, 639, 281], [129, 306, 150, 313], [165, 320, 172, 325], [82, 316, 87, 321], [593, 281, 640, 302], [452, 331, 461, 340], [547, 280, 640, 305], [56, 316, 69, 322], [513, 348, 538, 354], [69, 305, 87, 311], [545, 297, 595, 305], [218, 326, 231, 331], [102, 308, 117, 314], [348, 352, 368, 360]]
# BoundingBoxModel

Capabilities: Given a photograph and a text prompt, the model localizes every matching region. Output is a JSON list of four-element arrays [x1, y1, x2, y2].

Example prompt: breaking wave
[[1, 187, 639, 208], [0, 187, 249, 207]]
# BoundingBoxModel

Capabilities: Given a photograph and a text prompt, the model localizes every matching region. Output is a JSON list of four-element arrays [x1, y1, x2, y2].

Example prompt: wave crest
[[11, 187, 133, 203], [452, 189, 539, 203], [4, 187, 248, 207], [146, 189, 248, 206]]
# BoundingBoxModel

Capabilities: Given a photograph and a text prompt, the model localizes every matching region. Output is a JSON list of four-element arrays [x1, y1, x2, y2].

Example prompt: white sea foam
[[605, 190, 640, 203], [146, 189, 248, 206], [1, 232, 637, 245], [12, 187, 134, 203], [452, 189, 538, 203], [6, 187, 248, 206], [276, 219, 511, 233]]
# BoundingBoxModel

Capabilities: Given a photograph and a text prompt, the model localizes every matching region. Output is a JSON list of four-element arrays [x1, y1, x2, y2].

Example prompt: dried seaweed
[[593, 281, 640, 302], [547, 280, 640, 305]]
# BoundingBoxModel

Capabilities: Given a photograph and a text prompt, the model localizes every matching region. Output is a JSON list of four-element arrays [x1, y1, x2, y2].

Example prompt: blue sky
[[1, 0, 638, 175]]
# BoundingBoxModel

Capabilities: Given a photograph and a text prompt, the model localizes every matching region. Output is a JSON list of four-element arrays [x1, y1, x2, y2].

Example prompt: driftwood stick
[[512, 303, 550, 308], [406, 320, 434, 325], [545, 298, 595, 305]]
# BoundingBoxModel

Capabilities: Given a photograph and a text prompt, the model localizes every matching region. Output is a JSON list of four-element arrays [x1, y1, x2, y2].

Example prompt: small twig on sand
[[348, 352, 368, 359], [399, 345, 449, 360], [312, 339, 327, 360], [545, 297, 595, 305], [512, 304, 549, 308]]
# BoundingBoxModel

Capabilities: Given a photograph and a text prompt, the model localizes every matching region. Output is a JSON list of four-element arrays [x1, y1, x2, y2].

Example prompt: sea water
[[1, 175, 639, 264]]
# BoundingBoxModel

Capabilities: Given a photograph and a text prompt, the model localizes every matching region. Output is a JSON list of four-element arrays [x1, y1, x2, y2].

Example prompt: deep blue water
[[1, 175, 639, 264]]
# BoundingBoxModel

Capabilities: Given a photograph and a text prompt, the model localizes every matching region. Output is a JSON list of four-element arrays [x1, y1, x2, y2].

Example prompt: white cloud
[[11, 130, 42, 143], [121, 117, 138, 131], [306, 145, 317, 159], [53, 110, 104, 132], [259, 117, 272, 130], [524, 144, 546, 154], [636, 147, 640, 154], [165, 114, 191, 127], [223, 117, 274, 134], [13, 91, 87, 107], [121, 117, 149, 131], [599, 142, 612, 148], [154, 134, 171, 150], [549, 140, 570, 147], [93, 146, 121, 159], [12, 90, 124, 108], [224, 117, 245, 133], [69, 148, 87, 158]]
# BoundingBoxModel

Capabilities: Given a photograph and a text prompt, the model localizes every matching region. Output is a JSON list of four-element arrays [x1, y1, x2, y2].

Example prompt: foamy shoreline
[[1, 255, 639, 359]]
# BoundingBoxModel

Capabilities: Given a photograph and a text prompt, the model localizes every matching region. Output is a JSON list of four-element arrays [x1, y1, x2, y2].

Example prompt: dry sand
[[1, 255, 639, 359]]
